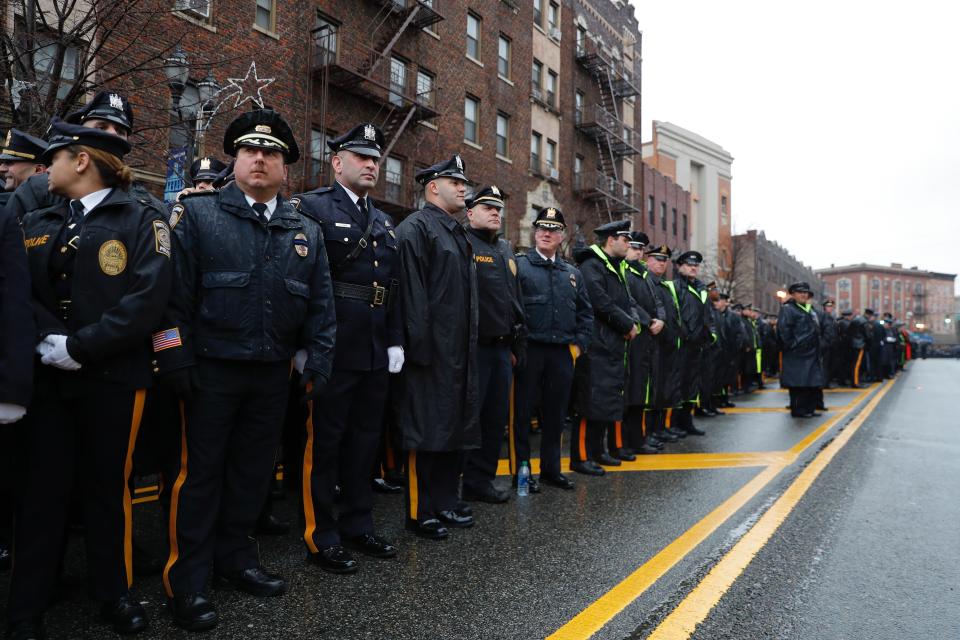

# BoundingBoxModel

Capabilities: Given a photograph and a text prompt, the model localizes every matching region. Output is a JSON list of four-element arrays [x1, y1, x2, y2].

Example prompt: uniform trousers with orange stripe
[[406, 451, 461, 522], [7, 369, 144, 624], [570, 420, 614, 462], [512, 342, 574, 478], [163, 359, 289, 597], [302, 368, 387, 552]]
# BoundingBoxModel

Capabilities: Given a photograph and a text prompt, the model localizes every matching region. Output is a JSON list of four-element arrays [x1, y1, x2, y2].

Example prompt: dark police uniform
[[293, 123, 403, 568], [462, 186, 526, 501], [159, 110, 336, 626], [672, 251, 715, 435], [8, 122, 171, 633], [396, 155, 480, 539], [698, 282, 722, 416], [778, 282, 824, 417], [511, 207, 592, 488], [642, 245, 682, 442]]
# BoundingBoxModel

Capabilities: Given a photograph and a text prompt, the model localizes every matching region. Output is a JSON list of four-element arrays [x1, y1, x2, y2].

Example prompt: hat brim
[[534, 221, 565, 230], [338, 145, 382, 159], [75, 111, 132, 133], [628, 241, 646, 249], [233, 136, 299, 164], [192, 171, 220, 183], [469, 197, 504, 209], [0, 152, 35, 162]]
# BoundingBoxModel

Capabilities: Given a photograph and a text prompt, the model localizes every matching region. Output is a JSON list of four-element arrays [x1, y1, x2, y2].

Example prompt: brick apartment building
[[5, 0, 691, 252], [732, 229, 821, 317], [817, 263, 957, 336]]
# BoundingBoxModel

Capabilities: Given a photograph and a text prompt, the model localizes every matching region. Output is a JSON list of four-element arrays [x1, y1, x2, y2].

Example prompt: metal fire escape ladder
[[380, 104, 418, 159], [365, 4, 423, 77]]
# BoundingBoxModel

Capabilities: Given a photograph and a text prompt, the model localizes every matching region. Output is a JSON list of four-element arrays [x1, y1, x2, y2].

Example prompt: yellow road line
[[754, 387, 866, 394], [647, 380, 894, 639], [788, 386, 871, 456], [494, 452, 788, 476]]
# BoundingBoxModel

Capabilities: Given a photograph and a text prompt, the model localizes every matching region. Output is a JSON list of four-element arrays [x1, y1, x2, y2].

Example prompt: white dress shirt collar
[[244, 194, 278, 220], [75, 188, 113, 216]]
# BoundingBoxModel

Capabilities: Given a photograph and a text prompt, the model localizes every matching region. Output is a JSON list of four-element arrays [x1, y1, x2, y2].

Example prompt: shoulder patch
[[153, 220, 172, 258], [289, 196, 302, 211], [169, 203, 185, 229]]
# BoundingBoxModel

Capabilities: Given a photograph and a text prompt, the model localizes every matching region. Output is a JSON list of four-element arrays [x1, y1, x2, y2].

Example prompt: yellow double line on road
[[547, 382, 882, 640]]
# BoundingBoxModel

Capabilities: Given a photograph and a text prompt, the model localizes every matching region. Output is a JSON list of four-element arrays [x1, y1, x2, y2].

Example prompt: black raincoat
[[777, 300, 823, 388]]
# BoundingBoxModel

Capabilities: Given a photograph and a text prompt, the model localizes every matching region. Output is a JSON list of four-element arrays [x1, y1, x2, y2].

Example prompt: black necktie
[[252, 202, 268, 224], [68, 199, 85, 229], [358, 197, 368, 221]]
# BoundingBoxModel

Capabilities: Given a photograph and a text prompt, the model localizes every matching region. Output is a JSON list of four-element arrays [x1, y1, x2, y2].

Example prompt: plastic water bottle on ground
[[517, 461, 530, 496]]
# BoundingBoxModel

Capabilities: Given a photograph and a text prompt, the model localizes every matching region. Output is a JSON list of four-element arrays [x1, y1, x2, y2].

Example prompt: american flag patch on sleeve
[[152, 328, 182, 352]]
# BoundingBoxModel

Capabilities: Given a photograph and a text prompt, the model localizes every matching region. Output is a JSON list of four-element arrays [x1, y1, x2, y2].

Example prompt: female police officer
[[7, 119, 172, 639]]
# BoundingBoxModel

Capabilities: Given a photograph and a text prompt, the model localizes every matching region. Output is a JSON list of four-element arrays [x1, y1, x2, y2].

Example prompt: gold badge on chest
[[293, 232, 309, 257], [98, 240, 128, 275]]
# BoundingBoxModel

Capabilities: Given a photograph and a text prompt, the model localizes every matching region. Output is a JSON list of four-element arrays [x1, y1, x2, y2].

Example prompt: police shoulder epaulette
[[179, 189, 216, 200]]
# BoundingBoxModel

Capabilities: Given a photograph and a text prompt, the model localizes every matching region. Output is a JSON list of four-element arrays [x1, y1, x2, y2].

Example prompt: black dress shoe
[[438, 510, 475, 528], [372, 478, 403, 494], [594, 453, 622, 467], [405, 518, 449, 540], [6, 620, 45, 640], [666, 428, 687, 439], [100, 594, 148, 635], [712, 409, 725, 415], [656, 431, 679, 443], [613, 450, 636, 462], [637, 443, 660, 454], [684, 426, 706, 436], [214, 566, 286, 597], [796, 412, 822, 418], [0, 542, 11, 572], [169, 593, 218, 632], [620, 447, 637, 456], [307, 545, 358, 573], [722, 401, 736, 408], [540, 473, 575, 490], [694, 408, 710, 417], [816, 405, 828, 411], [527, 476, 541, 493], [255, 513, 291, 535], [570, 460, 605, 476], [454, 501, 473, 517], [343, 534, 398, 559], [462, 484, 510, 504]]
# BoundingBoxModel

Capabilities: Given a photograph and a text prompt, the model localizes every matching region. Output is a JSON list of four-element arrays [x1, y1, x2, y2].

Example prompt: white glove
[[36, 340, 54, 357], [387, 346, 405, 374], [0, 403, 27, 424], [293, 349, 308, 375], [40, 334, 82, 371]]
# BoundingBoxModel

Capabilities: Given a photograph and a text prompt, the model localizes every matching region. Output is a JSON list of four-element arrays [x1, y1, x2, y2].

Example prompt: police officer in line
[[0, 130, 47, 196], [715, 293, 746, 408], [571, 219, 638, 475], [738, 303, 760, 393], [461, 185, 526, 503], [672, 250, 715, 436], [158, 109, 336, 631], [396, 155, 480, 539], [847, 309, 868, 387], [9, 121, 173, 637], [189, 156, 228, 191], [511, 207, 592, 491], [818, 299, 839, 403], [697, 281, 723, 417], [644, 244, 684, 445], [622, 231, 665, 456], [293, 123, 404, 574], [778, 281, 824, 417]]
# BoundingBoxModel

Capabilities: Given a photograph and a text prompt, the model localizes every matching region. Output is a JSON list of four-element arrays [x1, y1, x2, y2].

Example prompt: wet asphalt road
[[1, 360, 955, 639]]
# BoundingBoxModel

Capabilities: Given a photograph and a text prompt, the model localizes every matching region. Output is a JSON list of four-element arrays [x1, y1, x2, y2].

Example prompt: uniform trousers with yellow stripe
[[7, 367, 145, 624], [163, 359, 288, 597], [406, 451, 460, 523], [302, 368, 387, 552]]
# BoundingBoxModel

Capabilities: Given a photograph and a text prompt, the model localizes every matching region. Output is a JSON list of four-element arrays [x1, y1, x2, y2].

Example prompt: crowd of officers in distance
[[0, 94, 911, 639]]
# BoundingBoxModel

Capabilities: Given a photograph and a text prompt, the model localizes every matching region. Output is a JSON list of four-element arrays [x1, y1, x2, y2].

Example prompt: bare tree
[[701, 234, 753, 302]]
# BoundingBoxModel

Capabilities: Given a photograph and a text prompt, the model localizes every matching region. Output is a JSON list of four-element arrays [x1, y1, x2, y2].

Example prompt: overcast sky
[[635, 0, 959, 292]]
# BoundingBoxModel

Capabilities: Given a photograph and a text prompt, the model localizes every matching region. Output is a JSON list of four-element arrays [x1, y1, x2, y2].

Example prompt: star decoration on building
[[222, 61, 275, 109]]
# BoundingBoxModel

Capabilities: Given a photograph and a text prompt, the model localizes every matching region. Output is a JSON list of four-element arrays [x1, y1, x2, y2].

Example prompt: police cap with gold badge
[[40, 118, 132, 164], [65, 91, 134, 133], [223, 108, 300, 164], [327, 122, 385, 159], [466, 185, 504, 209], [533, 206, 565, 230], [628, 230, 649, 249], [593, 219, 631, 239], [788, 281, 813, 295], [415, 154, 469, 184], [189, 156, 228, 185], [645, 244, 672, 259], [674, 249, 704, 265], [0, 129, 48, 163]]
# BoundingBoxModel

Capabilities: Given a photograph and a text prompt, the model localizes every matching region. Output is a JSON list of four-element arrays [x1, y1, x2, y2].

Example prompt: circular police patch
[[99, 240, 127, 275], [293, 232, 309, 257]]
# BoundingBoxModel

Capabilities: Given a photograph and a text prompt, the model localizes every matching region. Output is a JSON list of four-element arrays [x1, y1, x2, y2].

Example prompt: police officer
[[848, 310, 868, 387], [697, 282, 723, 417], [9, 120, 172, 637], [511, 207, 592, 491], [818, 299, 839, 407], [293, 123, 404, 573], [716, 293, 745, 408], [571, 219, 638, 474], [738, 303, 760, 393], [672, 250, 715, 436], [643, 245, 684, 444], [0, 130, 47, 195], [778, 282, 823, 417], [396, 155, 479, 539], [159, 109, 336, 631], [462, 185, 526, 502], [189, 156, 228, 190], [622, 231, 664, 455]]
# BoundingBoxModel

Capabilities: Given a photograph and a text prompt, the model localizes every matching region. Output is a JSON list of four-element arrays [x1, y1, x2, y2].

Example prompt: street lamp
[[163, 45, 189, 112], [195, 70, 220, 155]]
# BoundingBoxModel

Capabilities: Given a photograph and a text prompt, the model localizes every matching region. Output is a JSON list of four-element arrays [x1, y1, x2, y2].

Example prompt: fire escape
[[573, 35, 641, 223], [310, 0, 443, 216]]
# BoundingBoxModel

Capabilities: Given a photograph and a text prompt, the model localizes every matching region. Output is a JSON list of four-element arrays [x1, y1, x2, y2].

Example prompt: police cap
[[0, 129, 48, 163], [66, 91, 134, 133], [224, 108, 300, 164], [328, 123, 384, 158], [415, 154, 468, 184], [41, 118, 131, 164], [629, 231, 649, 248], [674, 250, 704, 265], [719, 292, 731, 300], [466, 184, 504, 209], [189, 156, 228, 184], [533, 206, 565, 230], [646, 244, 672, 259], [594, 219, 631, 238], [788, 281, 813, 295]]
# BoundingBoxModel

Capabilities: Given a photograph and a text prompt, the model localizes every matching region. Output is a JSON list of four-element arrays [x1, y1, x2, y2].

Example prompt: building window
[[464, 95, 479, 143], [576, 25, 587, 54], [314, 14, 338, 64], [532, 59, 543, 89], [533, 0, 543, 27], [466, 12, 481, 60], [574, 154, 583, 176], [660, 202, 667, 231], [389, 57, 407, 106], [623, 181, 632, 201], [385, 157, 403, 203], [498, 35, 511, 79], [416, 69, 435, 106], [872, 278, 880, 289], [530, 131, 542, 172], [575, 90, 584, 123], [309, 128, 334, 184], [647, 195, 655, 226], [496, 112, 510, 157], [546, 139, 557, 169], [672, 207, 677, 235], [546, 70, 558, 107], [32, 34, 81, 101], [682, 214, 688, 240], [547, 2, 559, 32], [255, 0, 275, 31], [174, 0, 211, 18]]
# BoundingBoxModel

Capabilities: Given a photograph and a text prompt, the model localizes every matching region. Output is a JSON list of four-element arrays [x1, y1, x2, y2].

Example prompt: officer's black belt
[[478, 334, 511, 346], [333, 281, 388, 306]]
